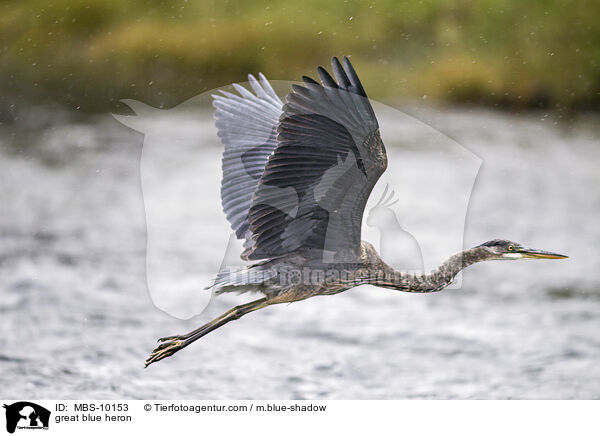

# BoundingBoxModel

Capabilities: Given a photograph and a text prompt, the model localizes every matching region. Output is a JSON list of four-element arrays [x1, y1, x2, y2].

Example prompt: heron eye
[[508, 244, 514, 251]]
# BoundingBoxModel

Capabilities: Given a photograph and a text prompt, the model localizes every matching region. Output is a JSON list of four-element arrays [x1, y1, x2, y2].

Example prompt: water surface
[[1, 106, 599, 399]]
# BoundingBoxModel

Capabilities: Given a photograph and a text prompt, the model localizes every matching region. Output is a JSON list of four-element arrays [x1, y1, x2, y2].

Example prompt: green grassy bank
[[1, 0, 598, 113]]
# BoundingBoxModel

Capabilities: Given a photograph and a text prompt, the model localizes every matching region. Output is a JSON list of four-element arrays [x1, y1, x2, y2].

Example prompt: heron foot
[[145, 339, 186, 367], [144, 298, 270, 367]]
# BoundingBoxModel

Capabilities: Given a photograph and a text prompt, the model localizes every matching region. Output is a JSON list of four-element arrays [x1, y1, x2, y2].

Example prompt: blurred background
[[1, 0, 599, 115], [1, 1, 599, 399]]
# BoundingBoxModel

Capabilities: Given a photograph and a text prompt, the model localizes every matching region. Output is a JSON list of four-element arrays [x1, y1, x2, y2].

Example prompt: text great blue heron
[[145, 56, 567, 367]]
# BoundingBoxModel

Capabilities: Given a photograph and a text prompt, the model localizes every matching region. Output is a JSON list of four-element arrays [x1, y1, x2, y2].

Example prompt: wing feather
[[213, 74, 283, 240], [243, 56, 387, 261]]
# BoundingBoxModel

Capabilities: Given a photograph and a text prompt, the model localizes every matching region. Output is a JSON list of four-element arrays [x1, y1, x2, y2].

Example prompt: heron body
[[145, 56, 567, 367]]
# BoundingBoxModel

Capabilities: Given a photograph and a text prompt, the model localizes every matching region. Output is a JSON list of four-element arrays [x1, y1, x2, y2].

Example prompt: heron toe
[[157, 334, 184, 342], [145, 340, 185, 367]]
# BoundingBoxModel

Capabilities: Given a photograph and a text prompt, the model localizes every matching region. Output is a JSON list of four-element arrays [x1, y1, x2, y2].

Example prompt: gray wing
[[243, 56, 387, 261], [212, 73, 283, 240]]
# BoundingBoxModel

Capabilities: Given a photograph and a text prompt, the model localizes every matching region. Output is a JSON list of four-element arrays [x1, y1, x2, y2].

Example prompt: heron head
[[477, 239, 568, 260]]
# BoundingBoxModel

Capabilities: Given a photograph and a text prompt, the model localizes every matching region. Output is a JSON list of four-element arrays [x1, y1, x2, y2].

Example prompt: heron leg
[[145, 297, 269, 367]]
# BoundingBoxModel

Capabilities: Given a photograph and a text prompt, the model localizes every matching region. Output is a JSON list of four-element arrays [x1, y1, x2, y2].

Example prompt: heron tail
[[205, 266, 276, 295]]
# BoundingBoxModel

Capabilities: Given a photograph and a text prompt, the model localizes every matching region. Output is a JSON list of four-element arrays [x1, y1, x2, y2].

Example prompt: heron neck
[[373, 247, 484, 293]]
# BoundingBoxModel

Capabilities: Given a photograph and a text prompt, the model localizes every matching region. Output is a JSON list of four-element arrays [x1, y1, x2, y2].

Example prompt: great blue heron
[[145, 56, 567, 367]]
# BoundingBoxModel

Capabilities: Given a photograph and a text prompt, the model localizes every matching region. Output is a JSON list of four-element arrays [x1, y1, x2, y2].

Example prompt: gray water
[[1, 105, 599, 399]]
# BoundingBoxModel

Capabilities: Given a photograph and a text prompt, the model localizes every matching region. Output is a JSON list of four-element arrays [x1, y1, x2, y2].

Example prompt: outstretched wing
[[212, 74, 284, 241], [243, 56, 387, 261]]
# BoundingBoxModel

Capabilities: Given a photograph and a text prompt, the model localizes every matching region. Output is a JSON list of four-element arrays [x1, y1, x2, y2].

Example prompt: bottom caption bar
[[0, 400, 597, 435]]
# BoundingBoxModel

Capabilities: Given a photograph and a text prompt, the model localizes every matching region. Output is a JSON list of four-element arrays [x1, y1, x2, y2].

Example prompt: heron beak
[[517, 247, 568, 259]]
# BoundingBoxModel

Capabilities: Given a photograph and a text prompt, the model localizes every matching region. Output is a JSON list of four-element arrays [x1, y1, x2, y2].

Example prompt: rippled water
[[1, 105, 599, 399]]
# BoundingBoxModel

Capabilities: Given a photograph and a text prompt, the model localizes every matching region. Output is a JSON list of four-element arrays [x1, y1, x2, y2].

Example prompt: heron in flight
[[145, 56, 567, 366]]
